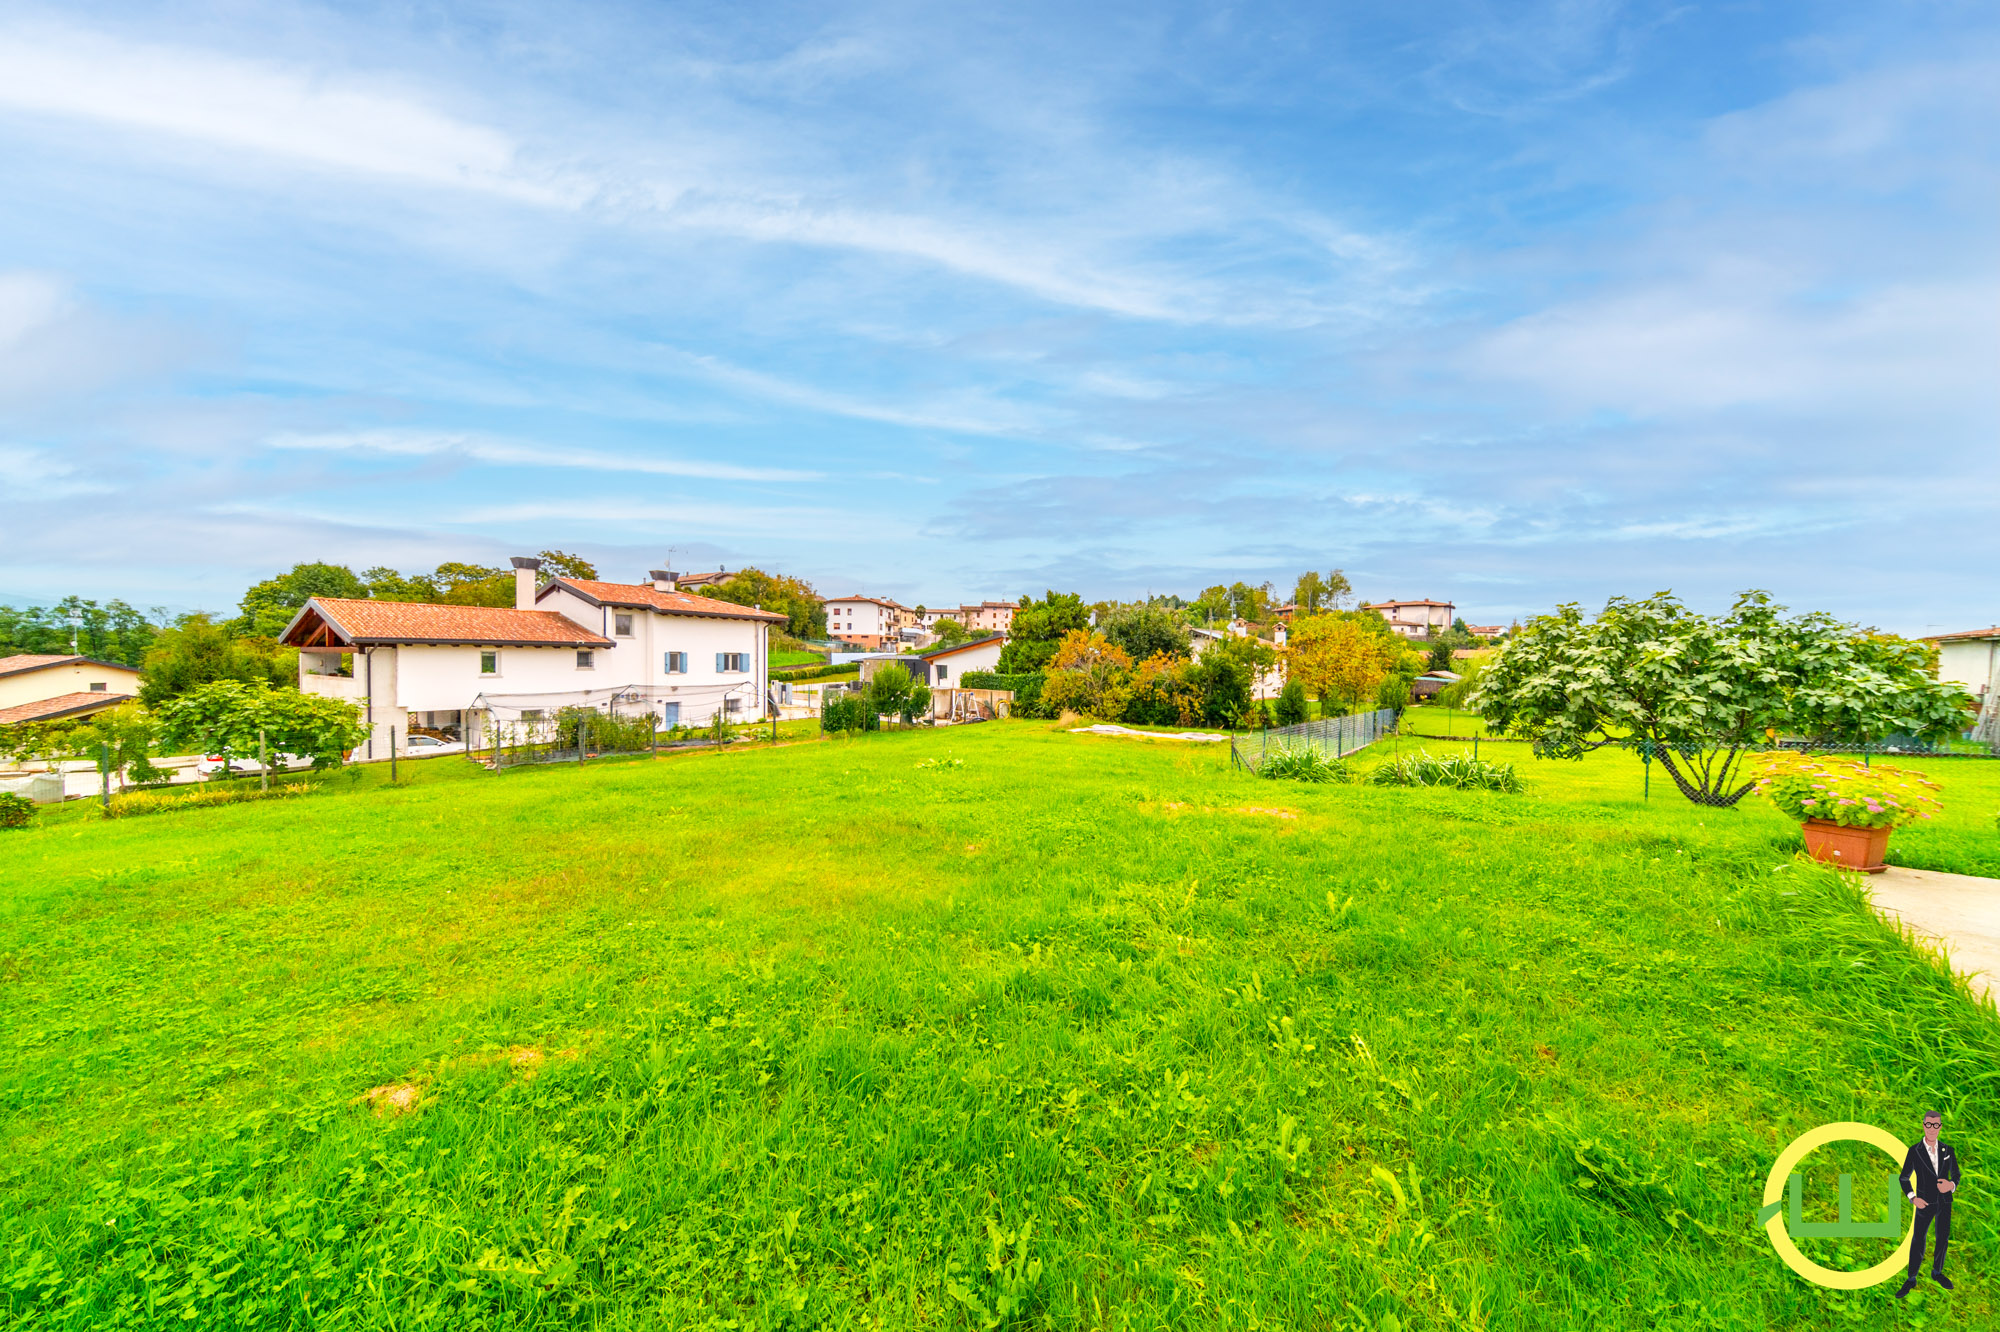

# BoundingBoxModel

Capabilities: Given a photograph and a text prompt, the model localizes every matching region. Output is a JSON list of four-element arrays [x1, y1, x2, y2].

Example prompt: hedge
[[774, 661, 864, 682]]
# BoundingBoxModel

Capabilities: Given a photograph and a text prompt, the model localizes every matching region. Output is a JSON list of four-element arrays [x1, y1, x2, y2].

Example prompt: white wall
[[1938, 639, 1999, 699], [924, 637, 1005, 683], [539, 585, 770, 722]]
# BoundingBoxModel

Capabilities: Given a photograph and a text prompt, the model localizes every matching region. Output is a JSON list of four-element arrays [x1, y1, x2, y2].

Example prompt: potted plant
[[1752, 753, 1941, 873]]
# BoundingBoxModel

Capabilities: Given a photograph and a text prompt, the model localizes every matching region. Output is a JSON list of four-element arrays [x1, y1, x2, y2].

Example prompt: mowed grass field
[[2, 724, 1997, 1330]]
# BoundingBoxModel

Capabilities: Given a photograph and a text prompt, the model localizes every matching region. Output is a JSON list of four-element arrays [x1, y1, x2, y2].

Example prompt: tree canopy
[[155, 680, 370, 770], [0, 597, 164, 668], [1286, 613, 1413, 712], [698, 568, 828, 640], [1289, 570, 1352, 616], [138, 614, 295, 708], [1472, 591, 1974, 806], [1097, 602, 1190, 662], [997, 592, 1090, 673]]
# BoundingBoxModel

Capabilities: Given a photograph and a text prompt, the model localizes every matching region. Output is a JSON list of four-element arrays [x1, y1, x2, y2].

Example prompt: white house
[[823, 596, 915, 650], [1928, 627, 2000, 708], [0, 654, 143, 727], [283, 557, 785, 757], [1363, 599, 1455, 638], [904, 635, 1007, 686], [533, 566, 786, 718]]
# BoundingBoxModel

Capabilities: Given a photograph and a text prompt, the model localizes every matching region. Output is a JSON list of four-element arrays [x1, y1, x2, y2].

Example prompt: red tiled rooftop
[[1927, 626, 2000, 642], [546, 578, 788, 622], [0, 691, 135, 726], [285, 598, 613, 648]]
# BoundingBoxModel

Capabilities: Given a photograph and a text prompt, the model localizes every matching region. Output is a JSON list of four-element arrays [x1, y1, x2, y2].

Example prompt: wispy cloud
[[266, 428, 819, 483]]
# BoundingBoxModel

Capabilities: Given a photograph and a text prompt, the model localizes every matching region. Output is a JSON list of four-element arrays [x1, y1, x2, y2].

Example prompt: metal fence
[[473, 684, 756, 771], [1231, 708, 1398, 772]]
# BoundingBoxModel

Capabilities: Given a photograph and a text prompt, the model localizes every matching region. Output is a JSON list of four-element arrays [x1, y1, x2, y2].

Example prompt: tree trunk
[[1651, 743, 1757, 807]]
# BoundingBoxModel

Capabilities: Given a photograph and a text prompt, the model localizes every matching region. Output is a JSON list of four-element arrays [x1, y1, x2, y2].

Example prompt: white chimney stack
[[511, 556, 541, 610], [650, 568, 677, 592]]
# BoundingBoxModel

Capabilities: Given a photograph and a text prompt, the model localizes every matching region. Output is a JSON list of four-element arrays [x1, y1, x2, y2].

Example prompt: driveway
[[1869, 867, 2000, 1003]]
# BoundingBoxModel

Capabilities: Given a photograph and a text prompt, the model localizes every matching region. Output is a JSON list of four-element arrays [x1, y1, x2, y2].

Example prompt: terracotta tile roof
[[0, 653, 139, 678], [287, 597, 613, 647], [0, 691, 135, 725], [544, 578, 788, 622], [1364, 599, 1455, 610], [1927, 626, 2000, 642]]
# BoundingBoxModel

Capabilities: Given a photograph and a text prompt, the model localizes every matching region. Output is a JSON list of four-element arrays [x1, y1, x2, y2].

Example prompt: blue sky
[[2, 1, 1995, 634]]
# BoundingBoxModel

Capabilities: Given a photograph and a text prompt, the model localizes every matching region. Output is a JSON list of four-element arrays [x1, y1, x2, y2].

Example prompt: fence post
[[100, 741, 111, 816], [261, 727, 271, 792], [387, 727, 395, 785]]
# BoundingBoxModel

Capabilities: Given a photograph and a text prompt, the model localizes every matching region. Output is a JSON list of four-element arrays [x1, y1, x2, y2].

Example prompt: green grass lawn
[[3, 726, 1997, 1329], [771, 650, 827, 668]]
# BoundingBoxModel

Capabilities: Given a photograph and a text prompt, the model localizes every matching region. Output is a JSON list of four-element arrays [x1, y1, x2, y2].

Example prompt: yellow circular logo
[[1760, 1122, 1914, 1289]]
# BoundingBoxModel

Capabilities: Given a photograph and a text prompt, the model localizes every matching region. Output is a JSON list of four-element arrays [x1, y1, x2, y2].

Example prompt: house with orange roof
[[0, 654, 143, 727], [1361, 598, 1456, 639], [281, 556, 784, 757]]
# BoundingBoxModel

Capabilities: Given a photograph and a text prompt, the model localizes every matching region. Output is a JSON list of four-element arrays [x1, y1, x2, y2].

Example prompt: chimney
[[650, 569, 677, 593], [511, 555, 541, 610]]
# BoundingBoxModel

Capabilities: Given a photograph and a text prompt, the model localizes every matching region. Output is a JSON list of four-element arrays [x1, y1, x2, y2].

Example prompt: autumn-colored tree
[[1042, 630, 1133, 717], [1286, 615, 1408, 713]]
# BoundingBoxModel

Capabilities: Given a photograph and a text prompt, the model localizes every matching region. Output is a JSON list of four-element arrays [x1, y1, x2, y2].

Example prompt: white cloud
[[0, 22, 1409, 326], [266, 429, 819, 483], [0, 23, 578, 205], [0, 271, 69, 348], [656, 348, 1059, 437]]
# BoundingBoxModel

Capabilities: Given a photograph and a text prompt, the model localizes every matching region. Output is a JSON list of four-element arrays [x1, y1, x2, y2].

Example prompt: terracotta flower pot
[[1801, 819, 1891, 874]]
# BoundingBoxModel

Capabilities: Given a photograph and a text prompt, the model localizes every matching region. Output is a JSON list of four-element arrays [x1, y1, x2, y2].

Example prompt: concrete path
[[1869, 867, 2000, 1003]]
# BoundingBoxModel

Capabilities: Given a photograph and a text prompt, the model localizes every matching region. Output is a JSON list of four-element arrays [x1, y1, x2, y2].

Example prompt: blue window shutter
[[716, 652, 725, 672]]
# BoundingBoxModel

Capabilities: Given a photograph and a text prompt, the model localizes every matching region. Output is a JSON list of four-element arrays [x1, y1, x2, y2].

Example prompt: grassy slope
[[1, 728, 1996, 1329]]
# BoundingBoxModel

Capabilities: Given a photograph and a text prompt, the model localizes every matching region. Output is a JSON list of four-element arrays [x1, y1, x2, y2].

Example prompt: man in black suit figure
[[1896, 1110, 1960, 1298]]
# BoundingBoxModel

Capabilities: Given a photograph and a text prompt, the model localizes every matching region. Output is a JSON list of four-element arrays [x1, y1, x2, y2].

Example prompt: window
[[614, 613, 634, 637], [724, 696, 741, 713], [716, 652, 748, 672], [480, 650, 499, 675], [660, 702, 680, 726], [89, 681, 107, 692], [577, 650, 595, 669], [936, 665, 948, 681], [664, 651, 687, 674], [522, 708, 543, 721]]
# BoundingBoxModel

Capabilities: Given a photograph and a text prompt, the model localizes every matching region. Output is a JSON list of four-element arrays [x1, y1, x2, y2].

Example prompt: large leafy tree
[[156, 680, 370, 770], [138, 614, 295, 707], [1290, 570, 1352, 615], [0, 597, 164, 667], [1098, 602, 1190, 662], [997, 592, 1089, 673], [236, 563, 370, 638], [1472, 591, 1974, 807], [699, 568, 828, 639], [1286, 613, 1411, 713]]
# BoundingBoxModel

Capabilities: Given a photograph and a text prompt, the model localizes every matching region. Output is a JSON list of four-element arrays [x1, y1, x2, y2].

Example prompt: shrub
[[1367, 750, 1521, 792], [961, 671, 1046, 717], [1255, 745, 1351, 783], [0, 792, 33, 829], [1751, 753, 1940, 829], [822, 694, 877, 734], [1274, 680, 1309, 727]]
